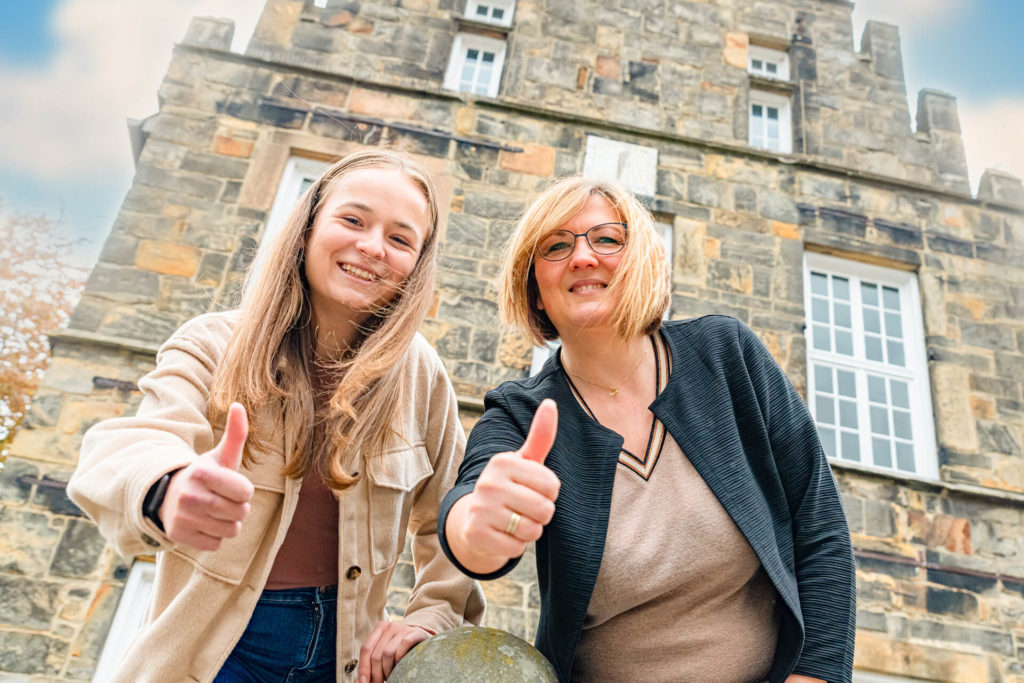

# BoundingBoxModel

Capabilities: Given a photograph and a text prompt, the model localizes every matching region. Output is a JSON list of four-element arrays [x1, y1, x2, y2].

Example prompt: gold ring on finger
[[505, 511, 522, 536]]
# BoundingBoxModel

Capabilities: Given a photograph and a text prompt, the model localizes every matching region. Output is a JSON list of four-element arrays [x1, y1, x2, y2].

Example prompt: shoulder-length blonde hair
[[499, 176, 670, 346], [208, 148, 440, 493]]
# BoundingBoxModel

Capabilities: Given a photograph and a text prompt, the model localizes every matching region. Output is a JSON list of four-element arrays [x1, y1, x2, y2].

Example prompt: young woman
[[69, 149, 484, 683], [438, 176, 855, 682]]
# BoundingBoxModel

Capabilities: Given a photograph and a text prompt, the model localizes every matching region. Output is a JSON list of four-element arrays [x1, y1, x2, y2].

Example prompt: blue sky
[[0, 0, 1021, 269]]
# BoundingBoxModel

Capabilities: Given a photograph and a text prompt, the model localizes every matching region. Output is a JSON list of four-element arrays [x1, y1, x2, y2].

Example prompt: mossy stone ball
[[389, 626, 557, 682]]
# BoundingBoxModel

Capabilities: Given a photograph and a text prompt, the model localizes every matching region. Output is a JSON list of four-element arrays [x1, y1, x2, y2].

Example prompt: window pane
[[833, 276, 850, 300], [752, 104, 763, 117], [813, 325, 830, 351], [835, 330, 853, 356], [815, 364, 833, 393], [753, 59, 763, 70], [863, 308, 880, 334], [841, 431, 860, 462], [883, 286, 900, 310], [768, 107, 779, 121], [466, 48, 479, 61], [482, 51, 495, 63], [884, 311, 903, 337], [816, 395, 835, 424], [810, 272, 828, 295], [872, 437, 892, 468], [870, 406, 889, 435], [837, 369, 856, 397], [767, 62, 778, 74], [839, 400, 858, 428], [865, 335, 883, 361], [493, 7, 504, 18], [834, 302, 851, 328], [476, 5, 488, 15], [887, 340, 905, 366], [893, 410, 912, 439], [811, 297, 829, 323], [891, 380, 910, 409], [861, 282, 878, 306], [895, 442, 915, 472], [819, 426, 836, 458], [868, 375, 887, 403]]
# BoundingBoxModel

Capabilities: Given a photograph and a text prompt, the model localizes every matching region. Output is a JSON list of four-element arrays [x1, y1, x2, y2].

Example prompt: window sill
[[455, 16, 512, 38], [829, 457, 1024, 506], [748, 75, 796, 94]]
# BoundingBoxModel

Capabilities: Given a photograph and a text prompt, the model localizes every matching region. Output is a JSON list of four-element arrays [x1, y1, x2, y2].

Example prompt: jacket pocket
[[366, 444, 433, 574], [169, 487, 284, 585]]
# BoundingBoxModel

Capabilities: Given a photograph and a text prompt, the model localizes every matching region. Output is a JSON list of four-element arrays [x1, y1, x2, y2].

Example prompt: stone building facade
[[3, 0, 1024, 679]]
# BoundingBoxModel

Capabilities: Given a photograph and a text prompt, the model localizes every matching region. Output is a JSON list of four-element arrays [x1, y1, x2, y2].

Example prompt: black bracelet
[[142, 471, 175, 532]]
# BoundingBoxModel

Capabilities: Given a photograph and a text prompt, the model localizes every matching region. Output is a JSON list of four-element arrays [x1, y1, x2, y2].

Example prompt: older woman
[[438, 176, 855, 682]]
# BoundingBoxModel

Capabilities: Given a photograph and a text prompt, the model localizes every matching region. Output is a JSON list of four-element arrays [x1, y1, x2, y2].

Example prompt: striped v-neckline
[[563, 331, 672, 481]]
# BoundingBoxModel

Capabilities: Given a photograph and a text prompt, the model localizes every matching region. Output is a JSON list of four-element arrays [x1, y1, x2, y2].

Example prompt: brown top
[[264, 468, 340, 589], [570, 333, 779, 682]]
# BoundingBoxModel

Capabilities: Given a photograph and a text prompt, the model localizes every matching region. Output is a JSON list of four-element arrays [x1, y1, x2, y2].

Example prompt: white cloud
[[959, 97, 1024, 190], [0, 0, 263, 184]]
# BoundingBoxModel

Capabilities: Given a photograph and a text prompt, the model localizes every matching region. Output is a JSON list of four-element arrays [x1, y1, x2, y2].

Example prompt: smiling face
[[303, 166, 431, 339], [532, 193, 626, 337]]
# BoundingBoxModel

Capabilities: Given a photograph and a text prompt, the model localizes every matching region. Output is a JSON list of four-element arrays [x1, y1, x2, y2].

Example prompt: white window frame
[[748, 45, 789, 80], [312, 0, 329, 7], [803, 252, 938, 479], [93, 560, 156, 683], [465, 0, 515, 27], [249, 156, 329, 279], [443, 33, 507, 98], [749, 90, 792, 154]]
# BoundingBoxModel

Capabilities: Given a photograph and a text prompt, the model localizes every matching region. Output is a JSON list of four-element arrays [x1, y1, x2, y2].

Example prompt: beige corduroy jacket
[[68, 311, 485, 682]]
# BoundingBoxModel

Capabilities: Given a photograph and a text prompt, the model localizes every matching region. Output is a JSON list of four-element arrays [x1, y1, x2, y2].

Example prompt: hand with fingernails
[[447, 399, 561, 575], [159, 403, 255, 552]]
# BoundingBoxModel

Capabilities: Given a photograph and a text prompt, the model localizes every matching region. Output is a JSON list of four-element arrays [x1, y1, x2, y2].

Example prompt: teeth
[[341, 264, 377, 282], [572, 283, 605, 293]]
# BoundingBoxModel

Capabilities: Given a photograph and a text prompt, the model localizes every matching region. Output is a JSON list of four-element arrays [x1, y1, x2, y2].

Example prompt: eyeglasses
[[536, 222, 628, 262]]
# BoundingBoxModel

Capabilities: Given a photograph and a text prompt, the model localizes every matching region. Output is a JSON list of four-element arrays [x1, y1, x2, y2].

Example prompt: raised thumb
[[519, 399, 558, 464], [213, 402, 248, 471]]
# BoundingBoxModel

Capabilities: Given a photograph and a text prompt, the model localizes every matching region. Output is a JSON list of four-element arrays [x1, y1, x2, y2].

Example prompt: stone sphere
[[389, 626, 558, 682]]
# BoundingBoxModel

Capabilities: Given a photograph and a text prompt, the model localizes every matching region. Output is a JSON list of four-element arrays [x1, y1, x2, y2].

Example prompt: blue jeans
[[214, 586, 337, 683]]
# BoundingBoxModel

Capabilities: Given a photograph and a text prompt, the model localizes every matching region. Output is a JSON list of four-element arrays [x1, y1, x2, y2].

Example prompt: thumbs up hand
[[449, 400, 561, 574], [159, 403, 256, 551]]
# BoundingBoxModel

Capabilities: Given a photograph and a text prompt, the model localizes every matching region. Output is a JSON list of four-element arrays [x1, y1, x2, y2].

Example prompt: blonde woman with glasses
[[69, 149, 483, 683], [438, 176, 854, 682]]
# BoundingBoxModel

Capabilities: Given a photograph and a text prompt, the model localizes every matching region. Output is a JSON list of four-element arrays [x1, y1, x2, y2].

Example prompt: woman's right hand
[[158, 403, 255, 551], [448, 399, 561, 574]]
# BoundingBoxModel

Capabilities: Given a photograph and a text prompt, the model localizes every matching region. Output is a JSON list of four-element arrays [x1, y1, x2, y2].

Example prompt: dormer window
[[748, 45, 789, 80], [466, 0, 515, 27]]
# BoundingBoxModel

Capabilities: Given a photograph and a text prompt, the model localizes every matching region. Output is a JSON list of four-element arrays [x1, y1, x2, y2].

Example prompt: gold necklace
[[564, 345, 647, 397]]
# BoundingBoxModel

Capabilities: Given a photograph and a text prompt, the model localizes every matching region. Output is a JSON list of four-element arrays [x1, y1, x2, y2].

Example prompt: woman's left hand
[[358, 620, 433, 683]]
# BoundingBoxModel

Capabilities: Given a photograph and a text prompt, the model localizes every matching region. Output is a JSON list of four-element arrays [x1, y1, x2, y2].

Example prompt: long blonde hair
[[498, 176, 670, 346], [208, 148, 440, 493]]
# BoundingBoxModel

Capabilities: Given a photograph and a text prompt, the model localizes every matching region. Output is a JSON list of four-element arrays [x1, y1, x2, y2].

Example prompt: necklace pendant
[[608, 387, 619, 397]]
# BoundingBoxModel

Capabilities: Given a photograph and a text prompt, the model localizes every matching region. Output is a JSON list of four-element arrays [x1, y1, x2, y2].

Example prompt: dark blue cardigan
[[438, 316, 856, 682]]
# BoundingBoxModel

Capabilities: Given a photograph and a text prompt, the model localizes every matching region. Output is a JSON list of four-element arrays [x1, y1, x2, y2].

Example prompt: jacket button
[[346, 566, 361, 580], [141, 534, 160, 548], [344, 659, 358, 674]]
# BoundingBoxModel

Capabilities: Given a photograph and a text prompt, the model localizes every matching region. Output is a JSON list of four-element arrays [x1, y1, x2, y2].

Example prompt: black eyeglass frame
[[535, 222, 629, 262]]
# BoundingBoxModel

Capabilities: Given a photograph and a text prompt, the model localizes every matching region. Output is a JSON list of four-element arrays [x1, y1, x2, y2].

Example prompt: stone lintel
[[48, 330, 161, 358]]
